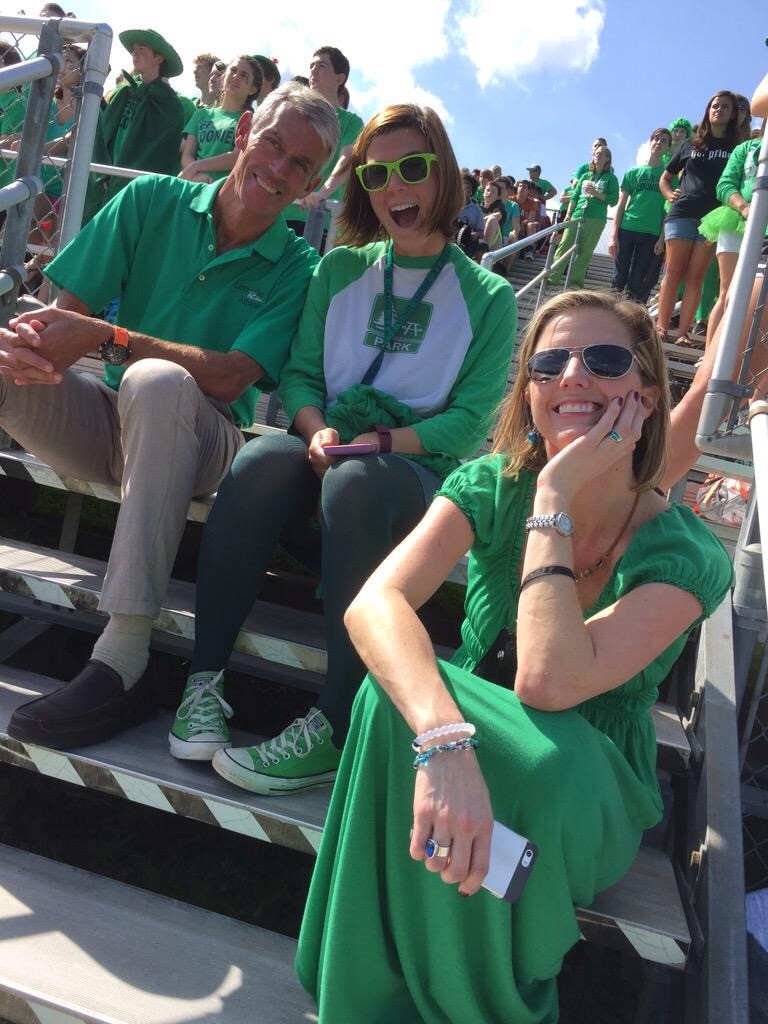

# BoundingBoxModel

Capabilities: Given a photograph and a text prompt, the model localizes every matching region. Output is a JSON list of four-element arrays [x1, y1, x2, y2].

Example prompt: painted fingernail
[[633, 390, 639, 400], [617, 397, 624, 405], [458, 890, 470, 898]]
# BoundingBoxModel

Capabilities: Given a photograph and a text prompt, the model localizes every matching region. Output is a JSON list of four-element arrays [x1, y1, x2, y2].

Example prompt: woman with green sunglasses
[[296, 288, 732, 1021], [174, 104, 516, 795]]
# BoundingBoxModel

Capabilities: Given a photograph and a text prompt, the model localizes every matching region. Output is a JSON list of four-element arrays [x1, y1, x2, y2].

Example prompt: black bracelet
[[520, 565, 576, 590]]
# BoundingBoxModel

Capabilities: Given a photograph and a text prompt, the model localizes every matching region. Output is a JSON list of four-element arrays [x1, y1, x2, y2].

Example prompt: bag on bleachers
[[694, 473, 749, 528]]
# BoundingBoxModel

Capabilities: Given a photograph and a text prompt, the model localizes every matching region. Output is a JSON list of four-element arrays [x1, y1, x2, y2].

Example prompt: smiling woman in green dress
[[295, 289, 732, 1023]]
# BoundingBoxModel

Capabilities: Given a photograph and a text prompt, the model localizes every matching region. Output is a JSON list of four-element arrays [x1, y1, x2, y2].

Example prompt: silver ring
[[424, 838, 452, 859], [607, 429, 622, 443]]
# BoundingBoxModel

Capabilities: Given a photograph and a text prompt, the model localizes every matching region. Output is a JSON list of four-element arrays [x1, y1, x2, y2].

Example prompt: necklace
[[576, 492, 640, 581]]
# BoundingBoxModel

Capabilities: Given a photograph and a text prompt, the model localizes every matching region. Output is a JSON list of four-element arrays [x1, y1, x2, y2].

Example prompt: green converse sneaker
[[211, 707, 341, 794], [168, 671, 233, 761]]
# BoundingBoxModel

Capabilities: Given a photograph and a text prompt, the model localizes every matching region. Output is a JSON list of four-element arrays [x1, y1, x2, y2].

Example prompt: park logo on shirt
[[364, 294, 434, 354]]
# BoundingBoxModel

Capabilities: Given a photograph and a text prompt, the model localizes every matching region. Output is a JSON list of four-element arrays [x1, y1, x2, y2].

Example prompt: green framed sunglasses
[[355, 152, 439, 192]]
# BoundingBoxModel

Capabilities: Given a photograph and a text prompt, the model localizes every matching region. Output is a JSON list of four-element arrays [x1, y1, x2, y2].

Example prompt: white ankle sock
[[91, 613, 153, 690]]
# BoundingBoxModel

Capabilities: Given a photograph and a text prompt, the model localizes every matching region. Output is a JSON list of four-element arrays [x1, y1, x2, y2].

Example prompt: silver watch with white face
[[524, 512, 574, 537]]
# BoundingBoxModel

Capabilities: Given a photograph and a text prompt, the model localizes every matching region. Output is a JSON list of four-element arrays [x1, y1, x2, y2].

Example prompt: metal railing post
[[563, 219, 582, 291], [55, 22, 112, 253], [696, 130, 768, 455], [303, 205, 326, 252], [0, 18, 61, 327], [536, 230, 558, 310]]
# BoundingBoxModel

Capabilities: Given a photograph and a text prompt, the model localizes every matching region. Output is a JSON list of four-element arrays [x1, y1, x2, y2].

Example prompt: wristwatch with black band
[[98, 325, 131, 365]]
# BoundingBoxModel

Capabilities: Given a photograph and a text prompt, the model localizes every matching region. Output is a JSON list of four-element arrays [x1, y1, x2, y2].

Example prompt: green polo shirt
[[45, 174, 319, 428]]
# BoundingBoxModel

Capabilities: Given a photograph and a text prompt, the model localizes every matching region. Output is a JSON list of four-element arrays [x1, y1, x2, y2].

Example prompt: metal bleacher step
[[0, 541, 690, 770], [0, 843, 316, 1024], [0, 666, 691, 968], [0, 449, 469, 587]]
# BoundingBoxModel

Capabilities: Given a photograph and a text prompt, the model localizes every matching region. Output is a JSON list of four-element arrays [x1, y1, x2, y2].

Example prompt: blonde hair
[[491, 290, 670, 491]]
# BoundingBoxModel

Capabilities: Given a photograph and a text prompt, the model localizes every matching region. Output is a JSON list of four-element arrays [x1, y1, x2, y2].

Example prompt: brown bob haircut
[[335, 104, 463, 249], [491, 290, 670, 492]]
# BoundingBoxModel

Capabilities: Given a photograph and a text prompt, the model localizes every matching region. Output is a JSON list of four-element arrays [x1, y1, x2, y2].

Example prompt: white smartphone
[[482, 820, 537, 903]]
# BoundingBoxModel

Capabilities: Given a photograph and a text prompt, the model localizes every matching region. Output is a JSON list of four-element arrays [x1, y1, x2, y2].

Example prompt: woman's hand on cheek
[[539, 389, 646, 497]]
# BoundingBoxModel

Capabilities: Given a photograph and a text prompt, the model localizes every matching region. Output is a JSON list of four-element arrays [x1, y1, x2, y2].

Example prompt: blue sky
[[10, 0, 767, 198]]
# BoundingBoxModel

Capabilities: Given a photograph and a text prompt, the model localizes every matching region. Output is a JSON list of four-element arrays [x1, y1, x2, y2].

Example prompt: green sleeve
[[231, 245, 319, 392], [44, 175, 155, 310], [177, 93, 196, 127], [716, 141, 749, 204], [619, 168, 635, 194], [278, 259, 331, 419], [605, 173, 619, 207], [412, 275, 517, 459], [184, 107, 203, 136]]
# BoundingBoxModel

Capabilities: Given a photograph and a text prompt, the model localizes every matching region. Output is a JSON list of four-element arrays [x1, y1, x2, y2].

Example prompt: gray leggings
[[192, 433, 440, 740]]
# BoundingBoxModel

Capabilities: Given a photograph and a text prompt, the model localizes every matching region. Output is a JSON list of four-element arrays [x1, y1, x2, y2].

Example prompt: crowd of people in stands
[[0, 13, 764, 1020]]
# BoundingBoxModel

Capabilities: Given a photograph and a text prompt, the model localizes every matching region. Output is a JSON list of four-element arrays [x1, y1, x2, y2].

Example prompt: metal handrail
[[480, 218, 583, 310]]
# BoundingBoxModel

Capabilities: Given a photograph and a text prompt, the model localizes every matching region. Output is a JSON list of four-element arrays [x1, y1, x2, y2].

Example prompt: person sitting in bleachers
[[191, 52, 220, 109], [0, 83, 340, 751], [514, 179, 541, 260], [179, 56, 262, 183], [168, 104, 517, 794]]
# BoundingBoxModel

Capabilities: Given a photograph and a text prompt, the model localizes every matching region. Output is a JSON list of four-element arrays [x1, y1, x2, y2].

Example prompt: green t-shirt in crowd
[[184, 106, 241, 181], [503, 199, 520, 235], [570, 169, 619, 220], [619, 164, 666, 236], [534, 177, 554, 195], [45, 175, 319, 428]]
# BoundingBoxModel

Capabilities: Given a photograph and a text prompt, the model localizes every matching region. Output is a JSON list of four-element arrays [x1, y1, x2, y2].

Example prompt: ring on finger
[[424, 838, 452, 860], [607, 429, 622, 443]]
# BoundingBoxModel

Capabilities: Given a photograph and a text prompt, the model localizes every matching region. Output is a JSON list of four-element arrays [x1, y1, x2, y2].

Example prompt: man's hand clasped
[[0, 306, 104, 386]]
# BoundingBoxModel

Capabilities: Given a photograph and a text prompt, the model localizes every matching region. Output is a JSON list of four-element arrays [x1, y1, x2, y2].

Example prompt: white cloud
[[50, 0, 454, 121], [455, 0, 606, 89]]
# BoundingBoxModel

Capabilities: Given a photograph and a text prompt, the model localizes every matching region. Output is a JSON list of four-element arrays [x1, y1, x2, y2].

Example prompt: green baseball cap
[[119, 29, 183, 79]]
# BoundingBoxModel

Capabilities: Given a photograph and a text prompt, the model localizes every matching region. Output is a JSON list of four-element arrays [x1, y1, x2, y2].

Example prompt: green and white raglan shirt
[[279, 242, 517, 475]]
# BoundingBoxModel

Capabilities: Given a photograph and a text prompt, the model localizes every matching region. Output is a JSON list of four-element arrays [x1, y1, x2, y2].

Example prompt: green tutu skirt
[[699, 204, 767, 244]]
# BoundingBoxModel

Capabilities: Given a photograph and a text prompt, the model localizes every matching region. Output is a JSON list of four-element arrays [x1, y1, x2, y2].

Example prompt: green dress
[[296, 455, 733, 1023]]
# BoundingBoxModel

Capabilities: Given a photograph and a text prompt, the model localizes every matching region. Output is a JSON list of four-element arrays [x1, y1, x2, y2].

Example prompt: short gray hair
[[250, 81, 340, 175]]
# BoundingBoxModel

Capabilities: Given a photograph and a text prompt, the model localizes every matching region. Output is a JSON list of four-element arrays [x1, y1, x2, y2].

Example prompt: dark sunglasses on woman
[[527, 344, 643, 382]]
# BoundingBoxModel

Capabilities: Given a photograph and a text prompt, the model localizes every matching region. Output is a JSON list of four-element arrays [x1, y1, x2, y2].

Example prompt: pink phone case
[[322, 443, 379, 456]]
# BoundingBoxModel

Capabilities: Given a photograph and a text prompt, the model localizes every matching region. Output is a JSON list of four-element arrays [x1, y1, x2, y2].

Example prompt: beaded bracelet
[[412, 736, 478, 769], [411, 721, 476, 752]]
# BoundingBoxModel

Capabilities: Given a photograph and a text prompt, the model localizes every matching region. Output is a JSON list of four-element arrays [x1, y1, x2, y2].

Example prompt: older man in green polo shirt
[[0, 82, 339, 749]]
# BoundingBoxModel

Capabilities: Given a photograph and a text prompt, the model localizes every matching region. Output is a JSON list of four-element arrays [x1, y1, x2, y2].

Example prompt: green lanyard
[[361, 241, 450, 386]]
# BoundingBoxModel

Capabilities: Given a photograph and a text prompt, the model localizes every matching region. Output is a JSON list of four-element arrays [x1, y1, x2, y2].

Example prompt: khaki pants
[[0, 359, 244, 616]]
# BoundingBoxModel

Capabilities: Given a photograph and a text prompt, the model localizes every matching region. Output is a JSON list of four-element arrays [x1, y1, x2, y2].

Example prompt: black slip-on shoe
[[7, 660, 155, 749]]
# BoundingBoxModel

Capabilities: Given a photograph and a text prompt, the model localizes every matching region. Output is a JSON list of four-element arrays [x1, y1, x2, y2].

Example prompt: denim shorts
[[664, 216, 706, 244]]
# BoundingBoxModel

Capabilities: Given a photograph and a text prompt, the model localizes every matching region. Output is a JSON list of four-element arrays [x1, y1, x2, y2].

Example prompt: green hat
[[668, 117, 692, 138], [119, 29, 183, 79]]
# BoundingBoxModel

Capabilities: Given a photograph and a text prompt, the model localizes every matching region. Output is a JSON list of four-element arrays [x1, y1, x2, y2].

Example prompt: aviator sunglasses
[[356, 152, 439, 192], [527, 344, 642, 383]]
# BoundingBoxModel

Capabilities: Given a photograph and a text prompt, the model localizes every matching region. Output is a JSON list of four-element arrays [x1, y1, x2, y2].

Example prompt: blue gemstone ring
[[424, 838, 452, 859], [607, 429, 623, 443]]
